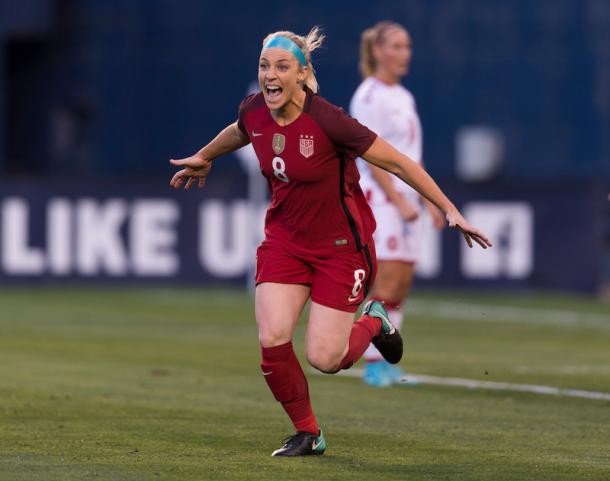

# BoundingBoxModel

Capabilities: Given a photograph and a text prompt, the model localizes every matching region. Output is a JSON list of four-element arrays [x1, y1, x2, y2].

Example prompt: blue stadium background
[[0, 0, 608, 291]]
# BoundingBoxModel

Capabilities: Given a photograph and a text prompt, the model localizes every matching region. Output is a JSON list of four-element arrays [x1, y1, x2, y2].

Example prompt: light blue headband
[[262, 36, 308, 67]]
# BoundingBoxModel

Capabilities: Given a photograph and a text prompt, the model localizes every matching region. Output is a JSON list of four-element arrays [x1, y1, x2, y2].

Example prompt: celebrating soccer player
[[170, 27, 491, 457]]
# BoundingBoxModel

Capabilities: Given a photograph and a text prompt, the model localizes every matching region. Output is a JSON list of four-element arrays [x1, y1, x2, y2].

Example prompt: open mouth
[[266, 85, 283, 99]]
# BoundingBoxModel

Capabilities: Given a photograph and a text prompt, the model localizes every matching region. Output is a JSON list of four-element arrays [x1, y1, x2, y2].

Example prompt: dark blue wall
[[3, 0, 610, 179]]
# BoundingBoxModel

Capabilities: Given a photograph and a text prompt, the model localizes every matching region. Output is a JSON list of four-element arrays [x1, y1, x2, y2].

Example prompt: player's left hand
[[446, 208, 492, 249]]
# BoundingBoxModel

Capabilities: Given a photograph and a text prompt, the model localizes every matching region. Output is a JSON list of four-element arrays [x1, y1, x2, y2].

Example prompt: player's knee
[[258, 331, 291, 348], [306, 351, 341, 374]]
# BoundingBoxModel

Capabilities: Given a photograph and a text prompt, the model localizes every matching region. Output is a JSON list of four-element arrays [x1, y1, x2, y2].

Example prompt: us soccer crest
[[299, 135, 314, 158], [272, 133, 285, 155]]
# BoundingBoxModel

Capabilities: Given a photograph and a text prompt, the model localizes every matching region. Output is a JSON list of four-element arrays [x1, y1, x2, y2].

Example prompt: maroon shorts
[[255, 239, 377, 313]]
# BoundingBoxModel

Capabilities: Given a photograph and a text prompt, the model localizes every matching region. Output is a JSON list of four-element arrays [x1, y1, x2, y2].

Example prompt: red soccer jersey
[[237, 86, 377, 256]]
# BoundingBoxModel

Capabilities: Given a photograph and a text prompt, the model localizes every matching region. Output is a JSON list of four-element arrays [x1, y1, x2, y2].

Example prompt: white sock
[[388, 304, 404, 332]]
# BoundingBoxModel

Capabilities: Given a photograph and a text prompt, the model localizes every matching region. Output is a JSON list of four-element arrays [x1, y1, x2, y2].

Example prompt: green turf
[[0, 288, 609, 481]]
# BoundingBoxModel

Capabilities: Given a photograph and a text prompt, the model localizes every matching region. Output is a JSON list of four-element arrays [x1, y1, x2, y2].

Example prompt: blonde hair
[[262, 26, 325, 93], [359, 21, 406, 79]]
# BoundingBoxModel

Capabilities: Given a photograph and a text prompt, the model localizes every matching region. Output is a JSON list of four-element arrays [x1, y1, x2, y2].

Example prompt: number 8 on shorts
[[348, 269, 366, 301]]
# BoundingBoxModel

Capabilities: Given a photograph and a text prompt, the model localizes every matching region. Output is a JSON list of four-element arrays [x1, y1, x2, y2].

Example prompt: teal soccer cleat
[[271, 430, 326, 456], [363, 300, 403, 364], [363, 360, 393, 387], [385, 363, 420, 386]]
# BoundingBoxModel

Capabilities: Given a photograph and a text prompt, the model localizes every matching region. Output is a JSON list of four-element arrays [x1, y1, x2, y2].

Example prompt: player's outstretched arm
[[368, 164, 419, 222], [170, 122, 250, 190], [362, 136, 492, 249]]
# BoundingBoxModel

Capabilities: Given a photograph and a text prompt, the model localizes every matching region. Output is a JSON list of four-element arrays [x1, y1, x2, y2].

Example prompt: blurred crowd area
[[0, 0, 608, 292]]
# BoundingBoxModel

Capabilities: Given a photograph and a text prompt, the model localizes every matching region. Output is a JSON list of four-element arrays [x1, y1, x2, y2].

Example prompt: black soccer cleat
[[271, 430, 326, 457], [364, 300, 403, 364]]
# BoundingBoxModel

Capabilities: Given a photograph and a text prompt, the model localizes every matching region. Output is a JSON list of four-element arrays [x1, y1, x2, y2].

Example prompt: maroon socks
[[260, 316, 382, 432], [338, 313, 382, 370], [260, 341, 319, 435]]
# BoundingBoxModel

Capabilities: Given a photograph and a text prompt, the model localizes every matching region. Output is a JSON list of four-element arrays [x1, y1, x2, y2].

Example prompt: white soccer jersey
[[350, 77, 425, 263], [350, 77, 423, 206]]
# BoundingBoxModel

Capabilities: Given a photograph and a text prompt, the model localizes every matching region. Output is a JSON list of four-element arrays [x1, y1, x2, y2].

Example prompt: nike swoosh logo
[[252, 131, 263, 137], [262, 371, 273, 376], [312, 439, 322, 450], [347, 296, 359, 303]]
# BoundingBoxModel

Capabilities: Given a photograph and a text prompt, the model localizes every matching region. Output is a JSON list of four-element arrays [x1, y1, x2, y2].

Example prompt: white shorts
[[371, 202, 422, 264]]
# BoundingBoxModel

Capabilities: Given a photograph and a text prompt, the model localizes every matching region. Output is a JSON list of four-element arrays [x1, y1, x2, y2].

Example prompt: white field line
[[511, 365, 610, 375], [327, 368, 610, 402], [407, 300, 610, 329]]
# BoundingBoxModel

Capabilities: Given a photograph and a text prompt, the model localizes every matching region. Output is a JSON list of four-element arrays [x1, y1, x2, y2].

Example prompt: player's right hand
[[169, 154, 212, 190], [398, 202, 419, 222]]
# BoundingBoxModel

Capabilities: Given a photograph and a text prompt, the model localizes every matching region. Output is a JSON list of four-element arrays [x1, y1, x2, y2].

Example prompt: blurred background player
[[350, 22, 446, 387], [170, 27, 491, 456]]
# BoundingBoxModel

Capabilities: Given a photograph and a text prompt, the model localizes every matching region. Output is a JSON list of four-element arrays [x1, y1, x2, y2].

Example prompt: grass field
[[1, 288, 609, 481]]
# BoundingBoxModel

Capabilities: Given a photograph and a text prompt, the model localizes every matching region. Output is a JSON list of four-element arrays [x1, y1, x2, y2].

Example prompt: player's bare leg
[[256, 282, 309, 347], [255, 283, 326, 456], [364, 260, 416, 387], [306, 300, 402, 374], [373, 260, 415, 303], [305, 302, 355, 372]]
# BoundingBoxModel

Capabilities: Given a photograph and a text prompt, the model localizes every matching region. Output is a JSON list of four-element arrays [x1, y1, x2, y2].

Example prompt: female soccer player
[[350, 22, 445, 387], [170, 27, 491, 457]]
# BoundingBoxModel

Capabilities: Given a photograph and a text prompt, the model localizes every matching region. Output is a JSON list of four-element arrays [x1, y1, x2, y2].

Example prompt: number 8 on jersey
[[272, 156, 289, 183]]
